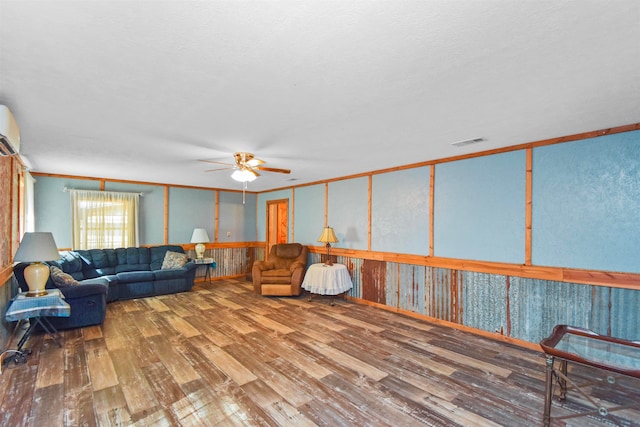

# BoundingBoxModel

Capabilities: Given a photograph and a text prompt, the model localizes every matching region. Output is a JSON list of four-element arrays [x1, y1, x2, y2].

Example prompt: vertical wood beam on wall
[[16, 159, 25, 248], [100, 180, 105, 191], [291, 188, 295, 242], [164, 185, 169, 244], [214, 190, 219, 243], [368, 175, 372, 251], [525, 148, 532, 265], [429, 165, 435, 257]]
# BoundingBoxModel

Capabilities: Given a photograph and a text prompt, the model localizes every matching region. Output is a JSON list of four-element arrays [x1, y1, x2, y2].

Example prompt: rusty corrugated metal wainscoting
[[362, 259, 386, 305], [198, 246, 258, 279], [318, 255, 640, 345]]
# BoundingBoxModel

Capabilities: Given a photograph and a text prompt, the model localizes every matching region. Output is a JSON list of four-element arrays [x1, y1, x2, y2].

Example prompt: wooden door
[[266, 199, 288, 254]]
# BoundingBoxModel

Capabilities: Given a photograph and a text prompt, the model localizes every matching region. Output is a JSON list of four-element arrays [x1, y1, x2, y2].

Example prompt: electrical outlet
[[226, 231, 231, 237]]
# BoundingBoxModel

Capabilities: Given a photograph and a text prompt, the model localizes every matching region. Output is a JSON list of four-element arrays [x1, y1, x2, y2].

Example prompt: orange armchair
[[252, 243, 309, 296]]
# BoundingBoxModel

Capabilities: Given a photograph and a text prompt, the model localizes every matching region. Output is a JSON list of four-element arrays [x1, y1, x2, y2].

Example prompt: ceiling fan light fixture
[[231, 168, 257, 182]]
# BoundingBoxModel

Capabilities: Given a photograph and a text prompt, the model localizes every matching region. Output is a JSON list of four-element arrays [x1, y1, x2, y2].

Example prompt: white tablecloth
[[302, 263, 353, 295]]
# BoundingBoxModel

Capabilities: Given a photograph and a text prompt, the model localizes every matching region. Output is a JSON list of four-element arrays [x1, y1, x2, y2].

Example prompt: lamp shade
[[190, 228, 210, 243], [14, 232, 60, 262], [190, 228, 210, 260], [14, 232, 60, 297], [317, 227, 338, 243]]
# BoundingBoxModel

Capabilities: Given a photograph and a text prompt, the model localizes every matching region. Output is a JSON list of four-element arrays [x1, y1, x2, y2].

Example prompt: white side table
[[302, 263, 353, 305]]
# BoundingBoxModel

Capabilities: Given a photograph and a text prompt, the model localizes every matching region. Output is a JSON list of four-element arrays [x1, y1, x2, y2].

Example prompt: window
[[70, 189, 139, 249]]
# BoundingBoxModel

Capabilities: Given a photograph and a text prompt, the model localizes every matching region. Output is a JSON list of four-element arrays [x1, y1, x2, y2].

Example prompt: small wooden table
[[540, 325, 640, 426], [302, 263, 353, 305]]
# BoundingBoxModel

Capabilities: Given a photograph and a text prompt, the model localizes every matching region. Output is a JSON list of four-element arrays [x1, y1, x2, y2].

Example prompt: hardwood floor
[[1, 280, 639, 426]]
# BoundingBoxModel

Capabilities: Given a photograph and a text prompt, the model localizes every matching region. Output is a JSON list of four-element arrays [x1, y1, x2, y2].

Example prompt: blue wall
[[218, 191, 256, 242], [34, 176, 100, 248], [532, 132, 640, 273], [168, 187, 216, 244], [371, 167, 430, 255], [434, 150, 526, 263], [329, 177, 369, 250], [294, 184, 325, 246]]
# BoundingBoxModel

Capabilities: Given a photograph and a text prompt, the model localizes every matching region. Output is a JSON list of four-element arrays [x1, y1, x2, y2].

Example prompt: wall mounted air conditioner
[[0, 105, 21, 156]]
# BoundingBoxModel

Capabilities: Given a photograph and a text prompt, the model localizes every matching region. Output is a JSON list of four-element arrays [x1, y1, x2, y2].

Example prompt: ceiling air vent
[[450, 137, 484, 148]]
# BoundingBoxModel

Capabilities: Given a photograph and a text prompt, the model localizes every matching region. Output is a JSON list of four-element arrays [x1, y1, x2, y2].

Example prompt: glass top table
[[540, 325, 640, 426], [540, 325, 640, 377]]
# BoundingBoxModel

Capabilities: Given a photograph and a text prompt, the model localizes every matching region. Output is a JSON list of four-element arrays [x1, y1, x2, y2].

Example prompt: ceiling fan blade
[[246, 158, 265, 167], [256, 166, 291, 174], [199, 159, 234, 166], [205, 167, 233, 172], [249, 168, 260, 177]]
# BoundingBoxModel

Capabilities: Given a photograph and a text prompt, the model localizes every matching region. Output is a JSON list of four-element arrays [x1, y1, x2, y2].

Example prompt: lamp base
[[324, 243, 333, 266], [195, 243, 205, 259], [26, 290, 49, 298], [22, 262, 50, 297]]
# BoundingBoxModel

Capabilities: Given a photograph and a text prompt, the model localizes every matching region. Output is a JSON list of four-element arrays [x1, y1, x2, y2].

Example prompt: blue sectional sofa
[[13, 245, 197, 330]]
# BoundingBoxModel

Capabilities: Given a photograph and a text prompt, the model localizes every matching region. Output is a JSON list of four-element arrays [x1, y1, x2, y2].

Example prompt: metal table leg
[[543, 355, 554, 426]]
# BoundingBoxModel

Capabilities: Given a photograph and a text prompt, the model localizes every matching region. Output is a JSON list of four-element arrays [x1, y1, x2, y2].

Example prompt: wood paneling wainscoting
[[3, 280, 639, 426]]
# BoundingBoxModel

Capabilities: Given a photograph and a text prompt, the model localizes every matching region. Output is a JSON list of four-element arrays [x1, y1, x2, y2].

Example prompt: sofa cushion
[[115, 263, 150, 273], [89, 248, 117, 268], [54, 251, 86, 280], [150, 245, 185, 270], [262, 269, 292, 276], [50, 265, 80, 287], [154, 268, 187, 280], [162, 251, 188, 269], [115, 270, 155, 284], [83, 267, 117, 279]]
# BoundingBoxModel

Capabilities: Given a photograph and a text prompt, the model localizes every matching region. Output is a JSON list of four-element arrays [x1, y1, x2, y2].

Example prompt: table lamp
[[13, 232, 60, 297], [317, 226, 338, 266], [190, 228, 210, 259]]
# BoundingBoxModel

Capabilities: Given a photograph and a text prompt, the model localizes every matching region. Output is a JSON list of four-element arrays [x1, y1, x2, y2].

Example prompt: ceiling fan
[[200, 152, 291, 181], [199, 152, 291, 199]]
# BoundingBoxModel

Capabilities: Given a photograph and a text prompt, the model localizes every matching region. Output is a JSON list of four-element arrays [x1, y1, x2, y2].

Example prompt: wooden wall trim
[[30, 172, 254, 194], [291, 188, 295, 242], [525, 148, 532, 265], [163, 185, 169, 244], [214, 190, 219, 243], [180, 241, 265, 250], [0, 265, 13, 287], [429, 164, 434, 257], [367, 175, 372, 251], [306, 246, 640, 290]]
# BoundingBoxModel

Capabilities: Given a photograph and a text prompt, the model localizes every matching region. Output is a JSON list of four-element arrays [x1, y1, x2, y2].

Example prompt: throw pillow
[[50, 265, 80, 287], [161, 251, 188, 269]]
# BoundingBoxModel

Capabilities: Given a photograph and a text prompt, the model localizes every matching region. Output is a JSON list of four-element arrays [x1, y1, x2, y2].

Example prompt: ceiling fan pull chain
[[242, 180, 247, 204]]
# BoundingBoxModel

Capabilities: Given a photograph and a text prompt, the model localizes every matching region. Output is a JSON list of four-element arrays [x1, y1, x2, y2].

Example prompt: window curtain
[[70, 189, 139, 250]]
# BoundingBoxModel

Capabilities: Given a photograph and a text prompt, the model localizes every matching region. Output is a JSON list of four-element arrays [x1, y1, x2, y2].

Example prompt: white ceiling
[[1, 1, 639, 191]]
